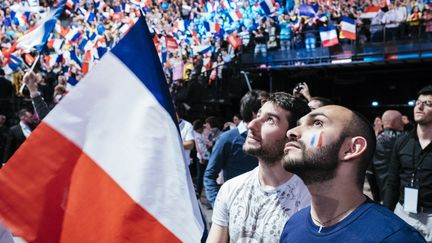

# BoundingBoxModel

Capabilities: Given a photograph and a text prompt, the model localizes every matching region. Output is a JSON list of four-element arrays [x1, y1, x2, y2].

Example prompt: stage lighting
[[408, 100, 415, 107]]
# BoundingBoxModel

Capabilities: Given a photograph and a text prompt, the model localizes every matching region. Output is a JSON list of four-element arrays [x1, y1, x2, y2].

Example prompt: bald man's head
[[381, 110, 404, 131]]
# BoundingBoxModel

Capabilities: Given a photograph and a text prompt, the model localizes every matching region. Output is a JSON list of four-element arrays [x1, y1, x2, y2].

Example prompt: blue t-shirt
[[280, 200, 426, 243]]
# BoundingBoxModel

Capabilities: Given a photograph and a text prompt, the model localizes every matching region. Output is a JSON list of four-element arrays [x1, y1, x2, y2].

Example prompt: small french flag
[[227, 33, 241, 49], [310, 131, 323, 148], [165, 36, 179, 51], [319, 25, 339, 47], [228, 9, 242, 22], [260, 0, 276, 15], [340, 16, 356, 40], [221, 0, 231, 9], [360, 6, 380, 19], [299, 4, 317, 17]]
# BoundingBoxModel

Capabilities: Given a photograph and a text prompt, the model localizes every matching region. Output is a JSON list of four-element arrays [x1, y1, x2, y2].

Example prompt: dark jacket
[[372, 128, 405, 200]]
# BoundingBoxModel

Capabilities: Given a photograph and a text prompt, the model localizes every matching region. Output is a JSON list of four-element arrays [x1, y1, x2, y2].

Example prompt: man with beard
[[280, 105, 425, 242], [384, 85, 432, 241], [207, 92, 311, 243]]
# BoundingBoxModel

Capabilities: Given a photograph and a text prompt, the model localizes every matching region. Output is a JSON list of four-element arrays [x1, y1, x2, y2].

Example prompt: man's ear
[[340, 136, 367, 162]]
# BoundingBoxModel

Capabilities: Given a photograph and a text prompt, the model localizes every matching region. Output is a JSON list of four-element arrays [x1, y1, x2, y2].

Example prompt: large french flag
[[319, 25, 339, 47], [16, 0, 66, 52], [0, 16, 204, 243], [339, 16, 356, 40]]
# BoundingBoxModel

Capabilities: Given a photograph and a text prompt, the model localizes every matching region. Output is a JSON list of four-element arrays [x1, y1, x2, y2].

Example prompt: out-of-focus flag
[[65, 0, 75, 9], [165, 36, 179, 51], [0, 16, 204, 243], [24, 53, 35, 66], [360, 6, 380, 19], [299, 4, 316, 17], [16, 0, 66, 52], [85, 11, 96, 23], [260, 0, 276, 15], [319, 25, 339, 47], [227, 32, 241, 49], [340, 16, 356, 40], [43, 53, 60, 69], [228, 9, 242, 22], [221, 0, 231, 9]]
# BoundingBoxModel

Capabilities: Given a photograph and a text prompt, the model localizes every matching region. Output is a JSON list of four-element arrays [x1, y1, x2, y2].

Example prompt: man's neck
[[417, 123, 432, 148], [258, 160, 293, 188], [308, 180, 365, 227]]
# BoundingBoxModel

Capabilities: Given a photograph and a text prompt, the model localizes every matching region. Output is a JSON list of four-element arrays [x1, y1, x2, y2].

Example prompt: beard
[[243, 136, 288, 165], [282, 138, 343, 185]]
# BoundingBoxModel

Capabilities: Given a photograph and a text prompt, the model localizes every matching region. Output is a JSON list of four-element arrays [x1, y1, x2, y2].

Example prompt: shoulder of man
[[358, 203, 426, 242], [219, 168, 258, 193]]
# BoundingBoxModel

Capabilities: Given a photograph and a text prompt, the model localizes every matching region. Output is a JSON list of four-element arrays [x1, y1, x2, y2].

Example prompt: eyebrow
[[297, 112, 329, 126], [267, 112, 281, 120]]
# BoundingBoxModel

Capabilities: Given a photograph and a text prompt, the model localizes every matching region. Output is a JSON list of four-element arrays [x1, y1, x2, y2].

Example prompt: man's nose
[[286, 127, 300, 141]]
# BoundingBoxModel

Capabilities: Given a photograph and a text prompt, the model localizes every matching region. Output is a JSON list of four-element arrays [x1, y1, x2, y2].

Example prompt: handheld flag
[[320, 25, 339, 47], [339, 16, 356, 40], [16, 0, 66, 52]]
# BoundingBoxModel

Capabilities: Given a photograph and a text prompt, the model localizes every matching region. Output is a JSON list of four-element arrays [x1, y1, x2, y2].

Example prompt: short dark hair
[[418, 85, 432, 96], [267, 92, 310, 129], [344, 111, 377, 190], [205, 116, 219, 128], [193, 119, 204, 130], [240, 90, 269, 123], [18, 109, 31, 118]]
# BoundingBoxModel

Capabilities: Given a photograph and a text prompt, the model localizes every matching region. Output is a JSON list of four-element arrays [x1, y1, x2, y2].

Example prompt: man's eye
[[266, 117, 274, 123], [313, 120, 323, 127]]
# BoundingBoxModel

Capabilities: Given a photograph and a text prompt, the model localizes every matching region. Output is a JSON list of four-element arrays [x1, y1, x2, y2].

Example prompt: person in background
[[193, 119, 210, 200], [384, 85, 432, 241], [292, 82, 333, 110], [176, 110, 195, 166], [204, 90, 269, 207], [371, 110, 405, 202]]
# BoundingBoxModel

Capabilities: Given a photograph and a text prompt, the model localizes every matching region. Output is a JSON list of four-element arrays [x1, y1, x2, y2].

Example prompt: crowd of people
[[1, 0, 432, 110]]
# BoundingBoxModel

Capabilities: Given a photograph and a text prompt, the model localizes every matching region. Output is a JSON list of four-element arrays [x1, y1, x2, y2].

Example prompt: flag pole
[[19, 53, 40, 95]]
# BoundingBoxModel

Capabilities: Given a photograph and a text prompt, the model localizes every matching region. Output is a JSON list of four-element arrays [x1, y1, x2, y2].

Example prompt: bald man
[[371, 110, 406, 202], [280, 105, 425, 242]]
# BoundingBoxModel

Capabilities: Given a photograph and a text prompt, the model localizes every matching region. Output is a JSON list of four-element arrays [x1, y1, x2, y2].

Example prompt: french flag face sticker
[[310, 131, 323, 148]]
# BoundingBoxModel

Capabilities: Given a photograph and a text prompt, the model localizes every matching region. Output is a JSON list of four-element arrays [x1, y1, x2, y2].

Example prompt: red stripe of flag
[[0, 123, 181, 243]]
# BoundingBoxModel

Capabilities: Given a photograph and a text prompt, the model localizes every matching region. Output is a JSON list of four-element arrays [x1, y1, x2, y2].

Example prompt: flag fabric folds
[[0, 16, 204, 243], [16, 0, 66, 52], [339, 16, 356, 40], [299, 4, 317, 18], [319, 25, 339, 47], [260, 0, 276, 15]]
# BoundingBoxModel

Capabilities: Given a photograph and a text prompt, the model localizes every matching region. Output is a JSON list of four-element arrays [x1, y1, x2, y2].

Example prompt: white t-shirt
[[179, 119, 194, 164], [212, 167, 311, 243]]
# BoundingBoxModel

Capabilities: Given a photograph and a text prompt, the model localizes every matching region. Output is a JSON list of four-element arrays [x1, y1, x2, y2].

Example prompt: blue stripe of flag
[[111, 17, 177, 125]]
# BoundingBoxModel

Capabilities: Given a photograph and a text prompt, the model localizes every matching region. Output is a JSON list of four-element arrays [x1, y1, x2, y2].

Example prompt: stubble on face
[[243, 136, 288, 165], [282, 138, 343, 185]]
